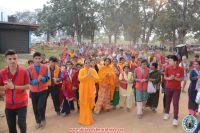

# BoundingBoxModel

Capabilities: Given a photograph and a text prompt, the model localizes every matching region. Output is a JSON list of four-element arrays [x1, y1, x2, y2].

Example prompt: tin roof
[[0, 21, 38, 31]]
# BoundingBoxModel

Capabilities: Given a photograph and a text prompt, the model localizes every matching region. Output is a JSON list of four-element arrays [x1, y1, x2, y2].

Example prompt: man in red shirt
[[0, 50, 30, 133], [163, 55, 184, 126]]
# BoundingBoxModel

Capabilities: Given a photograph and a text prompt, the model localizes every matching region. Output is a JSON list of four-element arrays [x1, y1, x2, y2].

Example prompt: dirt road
[[0, 88, 195, 133]]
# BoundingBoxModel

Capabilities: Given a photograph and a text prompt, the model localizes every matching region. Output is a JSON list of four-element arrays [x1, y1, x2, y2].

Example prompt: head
[[119, 49, 123, 54], [27, 59, 33, 66], [76, 63, 83, 71], [4, 49, 18, 68], [66, 61, 73, 70], [168, 55, 178, 66], [141, 59, 147, 69], [123, 65, 130, 73], [33, 52, 42, 66], [193, 61, 200, 70], [90, 59, 96, 67], [104, 58, 111, 66], [195, 55, 199, 61], [49, 56, 58, 68], [119, 57, 125, 64], [73, 56, 78, 62], [113, 58, 118, 65], [150, 62, 158, 70], [182, 55, 187, 62], [131, 56, 135, 62], [84, 58, 91, 68]]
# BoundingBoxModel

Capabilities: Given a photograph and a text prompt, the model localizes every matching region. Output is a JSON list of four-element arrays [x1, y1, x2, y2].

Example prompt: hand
[[53, 78, 59, 82], [169, 75, 174, 80], [38, 75, 42, 81], [87, 70, 92, 77], [150, 79, 155, 82], [106, 73, 111, 77], [197, 75, 200, 79], [73, 87, 77, 90], [5, 79, 14, 89], [128, 80, 132, 84]]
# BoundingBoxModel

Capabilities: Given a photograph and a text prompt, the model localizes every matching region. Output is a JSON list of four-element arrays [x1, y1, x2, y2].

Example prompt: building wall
[[0, 29, 29, 53]]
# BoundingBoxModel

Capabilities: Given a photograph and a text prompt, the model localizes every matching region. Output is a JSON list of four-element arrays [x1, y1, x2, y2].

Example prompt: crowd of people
[[1, 44, 200, 133]]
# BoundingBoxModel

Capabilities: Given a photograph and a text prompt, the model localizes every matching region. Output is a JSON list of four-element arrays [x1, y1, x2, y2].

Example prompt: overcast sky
[[0, 0, 48, 20]]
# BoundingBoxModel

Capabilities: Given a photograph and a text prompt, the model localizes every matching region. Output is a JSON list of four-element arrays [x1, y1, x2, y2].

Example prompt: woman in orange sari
[[78, 58, 99, 126], [94, 58, 115, 114]]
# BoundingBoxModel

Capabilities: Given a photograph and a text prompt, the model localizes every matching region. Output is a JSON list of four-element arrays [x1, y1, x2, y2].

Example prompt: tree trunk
[[46, 32, 50, 42], [114, 34, 117, 45], [108, 34, 112, 44], [172, 29, 176, 48]]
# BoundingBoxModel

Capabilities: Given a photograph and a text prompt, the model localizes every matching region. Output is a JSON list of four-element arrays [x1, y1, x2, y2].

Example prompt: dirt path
[[0, 85, 195, 133]]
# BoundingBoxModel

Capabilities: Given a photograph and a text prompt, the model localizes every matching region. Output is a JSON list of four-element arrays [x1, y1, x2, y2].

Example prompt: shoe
[[40, 120, 46, 128], [137, 114, 143, 119], [151, 108, 156, 113], [172, 119, 178, 126], [57, 112, 60, 116], [163, 113, 169, 120], [35, 123, 42, 129], [127, 108, 131, 112], [61, 112, 67, 117]]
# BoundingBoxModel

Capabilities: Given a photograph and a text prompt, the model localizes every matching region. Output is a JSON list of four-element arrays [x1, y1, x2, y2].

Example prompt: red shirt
[[0, 66, 30, 109], [164, 65, 184, 90]]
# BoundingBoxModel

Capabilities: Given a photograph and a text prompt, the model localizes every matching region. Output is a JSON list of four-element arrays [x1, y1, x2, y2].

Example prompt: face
[[33, 56, 42, 65], [90, 60, 95, 67], [85, 59, 90, 67], [66, 63, 73, 69], [168, 59, 175, 66], [49, 61, 56, 67], [193, 62, 199, 69], [5, 54, 18, 68], [141, 62, 147, 68], [150, 64, 155, 70], [104, 59, 111, 66], [124, 67, 129, 72], [132, 57, 135, 62], [113, 59, 118, 65], [76, 65, 82, 70]]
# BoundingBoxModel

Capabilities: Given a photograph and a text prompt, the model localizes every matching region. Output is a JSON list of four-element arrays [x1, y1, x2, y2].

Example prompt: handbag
[[147, 81, 156, 94], [196, 91, 200, 104]]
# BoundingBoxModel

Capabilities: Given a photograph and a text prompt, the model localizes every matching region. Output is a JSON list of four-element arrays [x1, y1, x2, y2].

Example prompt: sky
[[0, 0, 48, 21]]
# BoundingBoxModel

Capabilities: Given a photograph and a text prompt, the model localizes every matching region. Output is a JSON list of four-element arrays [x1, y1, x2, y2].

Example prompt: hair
[[141, 59, 147, 64], [197, 61, 200, 65], [113, 58, 118, 62], [76, 63, 83, 67], [28, 59, 33, 65], [49, 56, 58, 62], [123, 65, 130, 70], [131, 55, 135, 59], [166, 55, 171, 59], [151, 62, 158, 69], [104, 58, 111, 64], [169, 55, 178, 62], [33, 52, 42, 58], [119, 57, 125, 61], [84, 58, 91, 64], [66, 61, 73, 65], [4, 49, 17, 57], [195, 55, 199, 58]]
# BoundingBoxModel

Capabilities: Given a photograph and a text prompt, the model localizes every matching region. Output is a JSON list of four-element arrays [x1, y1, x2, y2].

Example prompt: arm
[[91, 69, 99, 82], [190, 70, 198, 81], [78, 69, 88, 81], [174, 68, 184, 81], [41, 68, 49, 82]]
